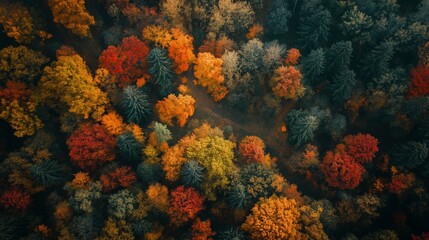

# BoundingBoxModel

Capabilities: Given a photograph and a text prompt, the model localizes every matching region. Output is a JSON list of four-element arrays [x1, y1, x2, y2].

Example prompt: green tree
[[391, 141, 428, 169], [180, 160, 205, 188], [108, 189, 136, 219], [121, 85, 152, 124], [266, 0, 292, 35], [301, 48, 326, 85], [240, 39, 264, 74], [328, 69, 357, 103], [326, 41, 353, 73], [340, 5, 374, 45], [147, 48, 175, 96], [359, 41, 394, 78], [286, 109, 320, 147], [29, 160, 64, 186], [298, 10, 331, 50], [117, 131, 142, 163]]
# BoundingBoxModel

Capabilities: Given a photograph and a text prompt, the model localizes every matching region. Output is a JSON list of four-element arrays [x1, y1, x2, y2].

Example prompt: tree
[[198, 36, 234, 58], [340, 5, 374, 45], [301, 48, 325, 85], [208, 0, 255, 35], [137, 161, 163, 183], [67, 124, 116, 171], [390, 141, 428, 169], [326, 41, 353, 73], [246, 24, 264, 40], [108, 190, 136, 219], [147, 48, 175, 95], [285, 109, 320, 147], [98, 217, 134, 240], [194, 52, 228, 101], [68, 181, 102, 214], [242, 196, 302, 240], [0, 99, 43, 137], [0, 46, 48, 83], [38, 54, 109, 120], [0, 2, 50, 43], [407, 65, 429, 98], [328, 69, 357, 103], [320, 146, 365, 189], [146, 183, 169, 212], [359, 41, 394, 78], [298, 10, 331, 50], [0, 188, 31, 211], [227, 184, 250, 209], [152, 122, 172, 144], [343, 133, 379, 164], [48, 0, 95, 37], [142, 25, 172, 49], [121, 85, 152, 124], [191, 218, 215, 240], [99, 36, 150, 87], [263, 41, 286, 74], [285, 48, 301, 66], [168, 28, 195, 74], [218, 228, 246, 240], [168, 186, 205, 225], [239, 136, 266, 164], [100, 166, 137, 192], [29, 160, 64, 186], [239, 164, 276, 201], [180, 160, 205, 188], [266, 0, 292, 35], [221, 50, 240, 89], [101, 112, 125, 136], [271, 66, 304, 100], [117, 131, 142, 162], [155, 94, 195, 127], [186, 136, 236, 200], [240, 39, 264, 74]]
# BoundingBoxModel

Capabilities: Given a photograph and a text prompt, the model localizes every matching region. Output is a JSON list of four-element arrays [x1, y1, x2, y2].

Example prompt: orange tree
[[194, 52, 228, 101], [271, 65, 304, 100], [168, 28, 195, 74], [155, 94, 195, 127]]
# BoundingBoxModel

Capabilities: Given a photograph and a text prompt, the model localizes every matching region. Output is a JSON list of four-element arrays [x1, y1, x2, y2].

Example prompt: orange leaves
[[272, 65, 304, 100], [71, 172, 90, 189], [198, 36, 234, 58], [246, 24, 264, 40], [191, 218, 215, 240], [48, 0, 95, 37], [343, 133, 379, 164], [101, 112, 125, 136], [146, 183, 169, 212], [100, 166, 137, 192], [239, 136, 266, 165], [285, 48, 301, 66], [168, 28, 196, 74], [168, 186, 205, 225], [142, 25, 173, 48], [242, 196, 301, 240], [194, 52, 228, 101], [155, 94, 195, 127]]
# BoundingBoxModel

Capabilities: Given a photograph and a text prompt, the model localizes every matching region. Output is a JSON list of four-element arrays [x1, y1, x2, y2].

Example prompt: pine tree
[[326, 41, 353, 73], [391, 141, 428, 169], [117, 131, 142, 162], [328, 69, 357, 103], [180, 160, 205, 188], [286, 110, 320, 147], [298, 9, 332, 50], [266, 0, 292, 35], [301, 48, 326, 85], [359, 41, 394, 78], [137, 162, 163, 183], [29, 160, 64, 186], [227, 184, 250, 209], [121, 85, 152, 124], [147, 48, 175, 96]]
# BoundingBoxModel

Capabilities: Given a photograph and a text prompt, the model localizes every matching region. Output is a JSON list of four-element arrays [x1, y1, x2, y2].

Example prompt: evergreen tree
[[286, 109, 320, 147], [137, 162, 163, 183], [180, 160, 205, 188], [326, 41, 353, 73], [29, 160, 64, 186], [298, 9, 332, 50], [266, 0, 292, 35], [240, 39, 264, 74], [301, 48, 326, 85], [121, 85, 152, 124], [218, 227, 247, 240], [391, 141, 428, 169], [153, 122, 172, 143], [328, 69, 357, 103], [227, 184, 250, 209], [117, 131, 142, 162], [359, 41, 394, 78], [147, 48, 175, 96]]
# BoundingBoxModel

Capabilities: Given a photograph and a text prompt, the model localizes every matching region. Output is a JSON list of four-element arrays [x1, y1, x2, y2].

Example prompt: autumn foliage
[[194, 52, 228, 101], [155, 94, 195, 127], [198, 36, 234, 58], [239, 136, 266, 165], [99, 36, 150, 87], [48, 0, 95, 37], [100, 166, 137, 192], [285, 48, 301, 66], [320, 145, 365, 190], [67, 124, 116, 171], [0, 188, 31, 211], [168, 186, 205, 225], [344, 133, 379, 164], [191, 218, 215, 240], [407, 65, 429, 98], [272, 66, 304, 100], [168, 28, 196, 74]]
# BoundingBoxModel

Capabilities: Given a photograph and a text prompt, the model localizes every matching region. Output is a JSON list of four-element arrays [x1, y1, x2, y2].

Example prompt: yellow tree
[[48, 0, 95, 37], [155, 94, 195, 127], [194, 52, 228, 101], [168, 28, 195, 74], [38, 54, 109, 120], [142, 25, 172, 48], [0, 99, 42, 137]]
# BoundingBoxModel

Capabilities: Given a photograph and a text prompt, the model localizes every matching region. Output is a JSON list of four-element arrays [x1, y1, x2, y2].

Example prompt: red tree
[[239, 136, 266, 164], [412, 232, 429, 240], [343, 133, 379, 164], [98, 36, 149, 87], [320, 145, 365, 190], [168, 186, 205, 225], [0, 80, 30, 102], [67, 124, 116, 171], [191, 218, 215, 240], [0, 188, 31, 210], [407, 65, 429, 98], [100, 166, 137, 192]]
